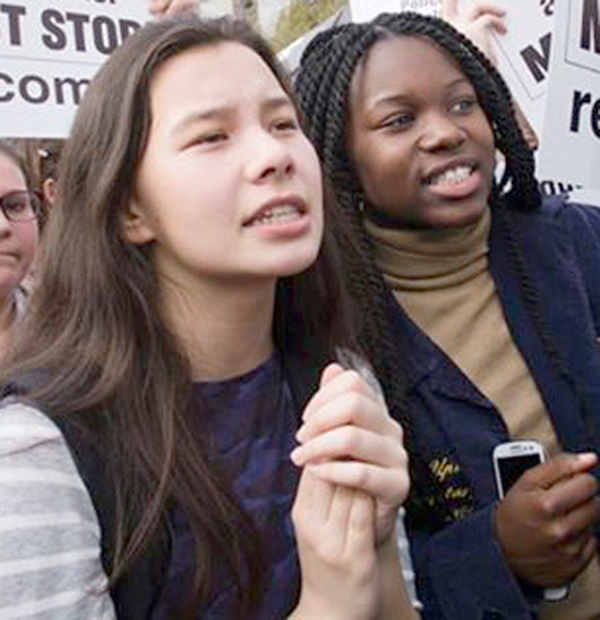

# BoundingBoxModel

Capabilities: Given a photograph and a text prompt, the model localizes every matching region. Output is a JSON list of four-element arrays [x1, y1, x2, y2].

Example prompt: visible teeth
[[251, 204, 301, 225], [429, 165, 473, 186]]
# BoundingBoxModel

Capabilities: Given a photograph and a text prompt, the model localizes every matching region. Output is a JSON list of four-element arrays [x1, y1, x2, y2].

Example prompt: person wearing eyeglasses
[[0, 141, 40, 356]]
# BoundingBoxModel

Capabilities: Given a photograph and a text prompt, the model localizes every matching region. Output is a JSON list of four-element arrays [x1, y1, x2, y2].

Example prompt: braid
[[297, 22, 415, 419], [295, 11, 589, 525], [298, 21, 454, 525]]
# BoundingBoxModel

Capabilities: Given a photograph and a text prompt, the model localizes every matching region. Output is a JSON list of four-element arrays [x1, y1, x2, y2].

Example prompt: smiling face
[[0, 153, 38, 301], [125, 42, 323, 292], [348, 35, 496, 229]]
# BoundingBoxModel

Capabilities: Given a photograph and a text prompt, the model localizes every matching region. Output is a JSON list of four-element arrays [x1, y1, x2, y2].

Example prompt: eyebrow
[[171, 95, 295, 137], [369, 77, 473, 110]]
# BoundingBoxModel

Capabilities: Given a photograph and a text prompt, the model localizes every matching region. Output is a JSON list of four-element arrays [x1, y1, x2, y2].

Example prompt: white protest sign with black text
[[349, 0, 441, 22], [0, 0, 149, 138], [538, 0, 600, 192], [466, 0, 554, 136]]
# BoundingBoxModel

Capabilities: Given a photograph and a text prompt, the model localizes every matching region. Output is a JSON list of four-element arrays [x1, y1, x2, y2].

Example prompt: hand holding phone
[[493, 442, 598, 601]]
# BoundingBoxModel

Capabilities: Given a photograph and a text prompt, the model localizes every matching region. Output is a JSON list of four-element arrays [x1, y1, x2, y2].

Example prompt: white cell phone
[[493, 440, 545, 498], [492, 440, 569, 603]]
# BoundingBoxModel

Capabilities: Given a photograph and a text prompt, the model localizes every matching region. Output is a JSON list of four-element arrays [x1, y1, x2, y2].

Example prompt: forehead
[[149, 41, 287, 115], [350, 35, 470, 107]]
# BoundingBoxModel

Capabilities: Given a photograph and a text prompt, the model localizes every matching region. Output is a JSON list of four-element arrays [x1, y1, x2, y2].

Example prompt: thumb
[[319, 362, 345, 388]]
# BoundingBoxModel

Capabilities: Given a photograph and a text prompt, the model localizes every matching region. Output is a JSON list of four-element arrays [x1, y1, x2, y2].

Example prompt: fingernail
[[290, 447, 302, 465]]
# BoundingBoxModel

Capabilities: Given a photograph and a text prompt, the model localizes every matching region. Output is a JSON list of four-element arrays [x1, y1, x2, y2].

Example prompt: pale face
[[0, 153, 38, 300], [128, 43, 323, 293], [348, 36, 496, 229]]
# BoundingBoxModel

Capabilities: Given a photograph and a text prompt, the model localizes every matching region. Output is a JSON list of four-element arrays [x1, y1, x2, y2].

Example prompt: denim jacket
[[390, 195, 600, 620]]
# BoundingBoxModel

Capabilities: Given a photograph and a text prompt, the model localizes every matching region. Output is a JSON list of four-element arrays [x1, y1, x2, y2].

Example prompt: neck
[[160, 276, 277, 382]]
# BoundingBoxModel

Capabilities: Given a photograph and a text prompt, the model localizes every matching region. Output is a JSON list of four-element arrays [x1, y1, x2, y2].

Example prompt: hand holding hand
[[495, 452, 600, 587], [290, 467, 380, 620], [291, 363, 410, 547]]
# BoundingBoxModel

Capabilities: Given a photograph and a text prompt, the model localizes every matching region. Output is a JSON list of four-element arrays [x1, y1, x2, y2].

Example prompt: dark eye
[[382, 113, 414, 131], [451, 97, 478, 114], [4, 193, 30, 214], [192, 131, 228, 147], [273, 118, 299, 133]]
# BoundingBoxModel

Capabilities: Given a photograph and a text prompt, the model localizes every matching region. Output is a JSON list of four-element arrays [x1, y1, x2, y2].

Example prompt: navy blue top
[[152, 355, 301, 619], [394, 196, 600, 619]]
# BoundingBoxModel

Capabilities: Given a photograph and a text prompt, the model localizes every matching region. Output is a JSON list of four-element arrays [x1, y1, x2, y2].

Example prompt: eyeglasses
[[0, 190, 42, 223]]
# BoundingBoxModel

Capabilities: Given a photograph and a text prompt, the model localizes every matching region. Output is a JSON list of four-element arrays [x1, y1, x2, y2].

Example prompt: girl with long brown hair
[[0, 15, 417, 620]]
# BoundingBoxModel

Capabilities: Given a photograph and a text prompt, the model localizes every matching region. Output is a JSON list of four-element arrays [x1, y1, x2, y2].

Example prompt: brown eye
[[0, 191, 39, 222], [451, 97, 478, 114]]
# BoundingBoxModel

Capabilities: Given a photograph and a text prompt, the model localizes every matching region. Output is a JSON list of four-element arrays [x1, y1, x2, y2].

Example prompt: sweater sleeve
[[397, 507, 422, 611], [0, 401, 116, 619]]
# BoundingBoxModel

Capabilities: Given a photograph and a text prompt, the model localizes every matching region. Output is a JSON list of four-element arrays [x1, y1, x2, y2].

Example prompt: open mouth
[[244, 203, 305, 227], [424, 164, 476, 187]]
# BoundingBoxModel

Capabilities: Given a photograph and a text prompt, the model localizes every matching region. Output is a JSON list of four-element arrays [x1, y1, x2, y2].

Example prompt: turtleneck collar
[[364, 208, 491, 290]]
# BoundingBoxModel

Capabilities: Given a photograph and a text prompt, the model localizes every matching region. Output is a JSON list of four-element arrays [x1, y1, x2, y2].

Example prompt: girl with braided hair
[[296, 11, 600, 620]]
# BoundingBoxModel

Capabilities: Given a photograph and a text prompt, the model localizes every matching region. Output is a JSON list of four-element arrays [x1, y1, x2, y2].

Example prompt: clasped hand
[[289, 363, 410, 620]]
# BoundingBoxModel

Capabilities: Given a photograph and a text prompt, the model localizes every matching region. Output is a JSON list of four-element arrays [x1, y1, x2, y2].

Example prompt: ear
[[42, 178, 58, 207], [121, 198, 156, 245]]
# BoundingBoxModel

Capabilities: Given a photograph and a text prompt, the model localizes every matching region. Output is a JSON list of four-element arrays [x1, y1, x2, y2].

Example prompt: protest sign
[[474, 0, 553, 136], [0, 0, 149, 138], [538, 0, 600, 192], [349, 0, 441, 21]]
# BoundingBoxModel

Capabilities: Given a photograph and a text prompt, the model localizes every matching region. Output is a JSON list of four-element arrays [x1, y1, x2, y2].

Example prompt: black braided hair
[[295, 11, 591, 527]]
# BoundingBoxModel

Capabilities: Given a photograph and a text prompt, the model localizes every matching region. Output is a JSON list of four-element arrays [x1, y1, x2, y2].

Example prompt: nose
[[418, 114, 466, 152], [245, 129, 294, 183]]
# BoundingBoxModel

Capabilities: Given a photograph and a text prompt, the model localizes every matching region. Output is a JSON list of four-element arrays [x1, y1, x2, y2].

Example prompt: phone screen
[[497, 453, 542, 494]]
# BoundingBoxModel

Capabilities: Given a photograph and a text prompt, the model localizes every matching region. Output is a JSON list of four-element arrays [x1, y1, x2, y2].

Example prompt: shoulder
[[505, 194, 600, 249], [537, 193, 600, 231], [0, 400, 115, 618]]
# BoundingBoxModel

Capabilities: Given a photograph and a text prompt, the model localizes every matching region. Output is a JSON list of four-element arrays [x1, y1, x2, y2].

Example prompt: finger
[[520, 452, 598, 490], [580, 536, 599, 568], [551, 497, 600, 543], [545, 472, 599, 516], [465, 2, 507, 21], [293, 465, 335, 527], [302, 367, 380, 422], [310, 461, 411, 506], [347, 490, 375, 556], [296, 390, 401, 443], [147, 0, 168, 16], [165, 0, 198, 15], [291, 426, 405, 469], [320, 362, 346, 388], [329, 484, 356, 540], [474, 14, 507, 35], [441, 0, 460, 20]]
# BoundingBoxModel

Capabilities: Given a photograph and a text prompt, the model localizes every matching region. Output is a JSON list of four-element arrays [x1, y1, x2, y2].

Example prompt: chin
[[272, 247, 321, 277], [427, 201, 488, 229]]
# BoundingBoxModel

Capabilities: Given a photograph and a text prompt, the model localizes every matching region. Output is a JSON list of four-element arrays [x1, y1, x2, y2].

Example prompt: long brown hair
[[3, 15, 355, 616]]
